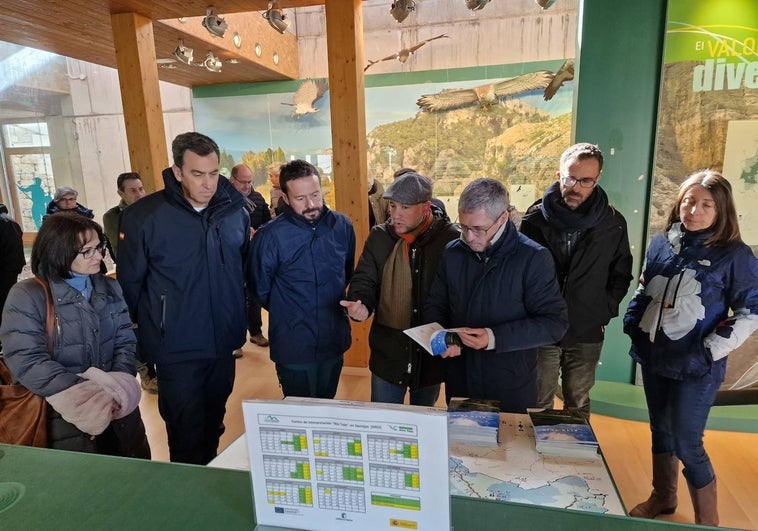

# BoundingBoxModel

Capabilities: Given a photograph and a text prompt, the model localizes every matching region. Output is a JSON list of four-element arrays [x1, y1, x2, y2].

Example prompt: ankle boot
[[629, 453, 679, 518], [687, 478, 718, 527]]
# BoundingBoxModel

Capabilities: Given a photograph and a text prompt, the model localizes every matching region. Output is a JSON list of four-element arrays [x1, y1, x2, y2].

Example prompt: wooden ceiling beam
[[111, 12, 168, 192]]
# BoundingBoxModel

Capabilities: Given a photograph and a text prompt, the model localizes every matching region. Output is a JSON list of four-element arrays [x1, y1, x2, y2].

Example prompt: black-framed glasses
[[77, 243, 107, 259], [458, 211, 506, 238], [560, 175, 598, 189]]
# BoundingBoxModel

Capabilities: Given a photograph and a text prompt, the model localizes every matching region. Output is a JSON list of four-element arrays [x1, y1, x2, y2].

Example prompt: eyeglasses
[[77, 243, 107, 259], [458, 211, 506, 238], [560, 175, 598, 189]]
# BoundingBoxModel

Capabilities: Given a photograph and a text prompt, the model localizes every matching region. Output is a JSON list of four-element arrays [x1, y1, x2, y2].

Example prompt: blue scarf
[[64, 272, 92, 300]]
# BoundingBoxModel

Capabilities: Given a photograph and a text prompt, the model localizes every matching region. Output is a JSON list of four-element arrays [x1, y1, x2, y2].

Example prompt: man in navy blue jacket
[[425, 178, 568, 413], [249, 160, 355, 399], [118, 132, 250, 465]]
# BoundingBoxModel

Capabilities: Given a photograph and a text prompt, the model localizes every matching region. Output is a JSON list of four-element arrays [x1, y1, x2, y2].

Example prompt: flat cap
[[383, 172, 432, 205]]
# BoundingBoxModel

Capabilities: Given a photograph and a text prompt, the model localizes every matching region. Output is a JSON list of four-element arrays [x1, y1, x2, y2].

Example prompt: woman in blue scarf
[[1, 212, 150, 457]]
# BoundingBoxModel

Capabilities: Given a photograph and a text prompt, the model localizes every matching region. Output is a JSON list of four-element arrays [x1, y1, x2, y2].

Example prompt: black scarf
[[539, 181, 609, 232]]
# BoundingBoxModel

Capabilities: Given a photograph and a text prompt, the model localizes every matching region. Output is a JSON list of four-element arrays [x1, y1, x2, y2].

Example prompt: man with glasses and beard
[[249, 160, 355, 399], [424, 178, 568, 412], [521, 143, 632, 419]]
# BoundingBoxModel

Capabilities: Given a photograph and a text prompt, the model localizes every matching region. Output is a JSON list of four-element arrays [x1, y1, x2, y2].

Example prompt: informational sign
[[242, 398, 450, 531]]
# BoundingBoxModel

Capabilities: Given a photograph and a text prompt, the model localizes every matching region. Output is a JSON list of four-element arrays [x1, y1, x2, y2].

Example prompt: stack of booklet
[[528, 409, 600, 460], [447, 397, 500, 446]]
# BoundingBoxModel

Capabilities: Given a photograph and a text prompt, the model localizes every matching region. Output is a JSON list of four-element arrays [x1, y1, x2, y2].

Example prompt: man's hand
[[458, 328, 489, 350], [339, 300, 369, 322], [440, 344, 462, 358]]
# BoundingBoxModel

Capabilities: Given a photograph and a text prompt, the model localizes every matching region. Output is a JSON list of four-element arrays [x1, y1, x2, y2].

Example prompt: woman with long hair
[[624, 170, 758, 526], [0, 212, 149, 457]]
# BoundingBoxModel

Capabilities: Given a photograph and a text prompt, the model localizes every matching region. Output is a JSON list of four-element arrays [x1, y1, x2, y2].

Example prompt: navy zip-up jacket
[[117, 168, 250, 364], [249, 204, 355, 365]]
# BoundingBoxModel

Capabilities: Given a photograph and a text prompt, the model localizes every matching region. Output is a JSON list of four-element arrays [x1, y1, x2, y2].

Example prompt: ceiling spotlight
[[263, 1, 290, 34], [204, 51, 223, 73], [535, 0, 557, 9], [232, 32, 242, 48], [202, 6, 228, 38], [390, 0, 415, 23], [227, 58, 240, 64], [173, 39, 194, 65], [465, 0, 490, 10]]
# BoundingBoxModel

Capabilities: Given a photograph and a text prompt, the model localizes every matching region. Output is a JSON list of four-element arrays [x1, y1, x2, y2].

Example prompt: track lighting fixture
[[263, 1, 290, 34], [465, 0, 491, 10], [203, 51, 223, 73], [173, 40, 194, 65], [202, 6, 228, 38], [389, 0, 415, 23]]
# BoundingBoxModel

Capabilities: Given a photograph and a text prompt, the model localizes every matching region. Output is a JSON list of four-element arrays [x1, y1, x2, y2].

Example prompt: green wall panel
[[574, 0, 667, 383]]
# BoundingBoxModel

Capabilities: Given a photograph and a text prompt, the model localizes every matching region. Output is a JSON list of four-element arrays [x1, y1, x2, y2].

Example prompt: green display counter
[[0, 444, 721, 530]]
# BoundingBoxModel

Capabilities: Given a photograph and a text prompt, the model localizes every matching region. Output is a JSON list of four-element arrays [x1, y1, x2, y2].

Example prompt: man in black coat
[[341, 172, 458, 406], [230, 164, 271, 349], [0, 203, 25, 344], [520, 143, 633, 418]]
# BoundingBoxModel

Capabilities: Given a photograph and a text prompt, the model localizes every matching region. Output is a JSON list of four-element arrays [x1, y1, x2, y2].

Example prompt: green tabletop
[[0, 444, 715, 530]]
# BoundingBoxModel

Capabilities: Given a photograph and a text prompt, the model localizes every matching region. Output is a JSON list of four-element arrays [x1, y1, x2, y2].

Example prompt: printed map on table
[[449, 415, 625, 515]]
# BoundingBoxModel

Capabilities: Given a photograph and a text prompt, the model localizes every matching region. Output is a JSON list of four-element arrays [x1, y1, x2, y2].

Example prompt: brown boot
[[629, 453, 679, 518], [688, 478, 718, 527]]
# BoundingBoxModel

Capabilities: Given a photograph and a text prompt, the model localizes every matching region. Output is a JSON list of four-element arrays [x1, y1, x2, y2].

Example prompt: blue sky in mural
[[193, 77, 573, 162]]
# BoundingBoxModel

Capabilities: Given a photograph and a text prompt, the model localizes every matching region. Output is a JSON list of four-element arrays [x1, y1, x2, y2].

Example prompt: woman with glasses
[[0, 212, 150, 457], [624, 170, 758, 526]]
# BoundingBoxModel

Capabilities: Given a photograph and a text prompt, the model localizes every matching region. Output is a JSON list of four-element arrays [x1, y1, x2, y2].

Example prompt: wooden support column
[[324, 0, 369, 368], [111, 12, 168, 193]]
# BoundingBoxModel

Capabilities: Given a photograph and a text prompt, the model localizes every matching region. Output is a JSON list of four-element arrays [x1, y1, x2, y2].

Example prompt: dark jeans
[[246, 284, 263, 336], [371, 373, 440, 406], [640, 363, 724, 488], [275, 355, 343, 399], [156, 355, 235, 465], [536, 342, 602, 417]]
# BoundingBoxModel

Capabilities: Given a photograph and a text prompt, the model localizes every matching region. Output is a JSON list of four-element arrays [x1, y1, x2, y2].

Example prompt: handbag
[[0, 276, 55, 447]]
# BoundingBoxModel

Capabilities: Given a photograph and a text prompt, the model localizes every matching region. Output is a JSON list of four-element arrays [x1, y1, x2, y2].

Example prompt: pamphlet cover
[[404, 322, 464, 356]]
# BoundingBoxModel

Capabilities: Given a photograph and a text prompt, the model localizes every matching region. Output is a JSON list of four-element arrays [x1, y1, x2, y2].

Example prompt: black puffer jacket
[[521, 184, 633, 346], [347, 211, 459, 389]]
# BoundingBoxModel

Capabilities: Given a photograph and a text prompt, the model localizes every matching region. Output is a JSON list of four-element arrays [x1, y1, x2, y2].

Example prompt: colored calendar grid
[[370, 492, 421, 511], [260, 428, 309, 455], [369, 464, 420, 491], [314, 459, 365, 484], [265, 480, 313, 507], [317, 484, 367, 513], [263, 455, 311, 480], [367, 435, 419, 466], [311, 431, 362, 459]]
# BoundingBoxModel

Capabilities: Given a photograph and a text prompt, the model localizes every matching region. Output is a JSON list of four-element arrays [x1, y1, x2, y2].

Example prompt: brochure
[[403, 322, 464, 356]]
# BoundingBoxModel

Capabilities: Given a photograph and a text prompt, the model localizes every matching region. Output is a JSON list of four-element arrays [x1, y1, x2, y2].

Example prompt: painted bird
[[281, 79, 329, 118], [416, 70, 554, 112], [543, 59, 574, 101], [365, 34, 450, 72]]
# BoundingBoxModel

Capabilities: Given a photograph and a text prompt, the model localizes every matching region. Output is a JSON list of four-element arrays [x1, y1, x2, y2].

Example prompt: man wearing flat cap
[[341, 172, 458, 406]]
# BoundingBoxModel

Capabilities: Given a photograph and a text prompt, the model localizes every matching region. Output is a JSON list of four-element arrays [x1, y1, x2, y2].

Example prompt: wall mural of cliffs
[[192, 59, 573, 215]]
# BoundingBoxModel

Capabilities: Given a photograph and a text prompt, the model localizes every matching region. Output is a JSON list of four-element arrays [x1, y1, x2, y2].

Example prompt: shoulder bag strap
[[31, 276, 55, 355]]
